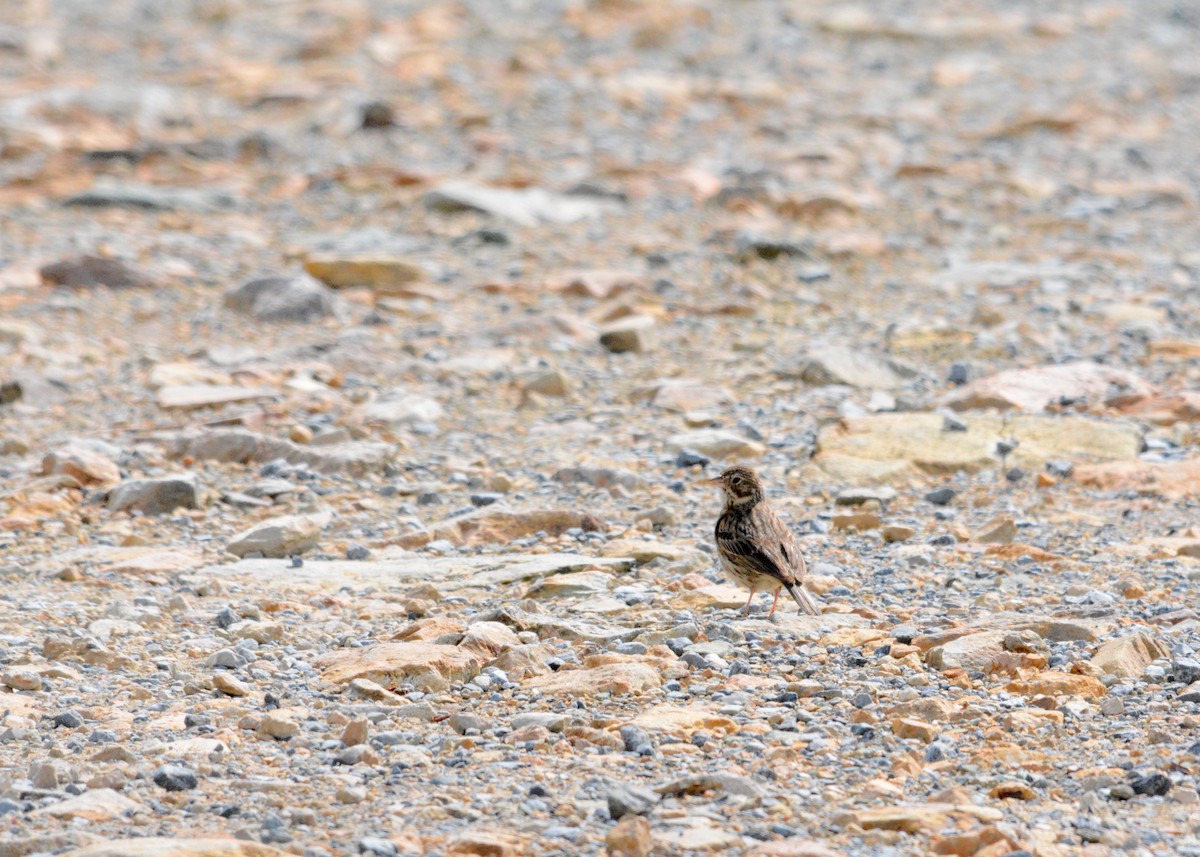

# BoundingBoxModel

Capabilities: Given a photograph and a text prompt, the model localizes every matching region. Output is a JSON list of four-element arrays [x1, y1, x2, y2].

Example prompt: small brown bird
[[704, 465, 820, 617]]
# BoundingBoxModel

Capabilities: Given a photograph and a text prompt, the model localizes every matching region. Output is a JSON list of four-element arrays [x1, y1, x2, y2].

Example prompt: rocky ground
[[1, 0, 1200, 855]]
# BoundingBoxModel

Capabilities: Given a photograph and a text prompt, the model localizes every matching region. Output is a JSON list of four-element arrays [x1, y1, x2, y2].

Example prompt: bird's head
[[703, 465, 765, 506]]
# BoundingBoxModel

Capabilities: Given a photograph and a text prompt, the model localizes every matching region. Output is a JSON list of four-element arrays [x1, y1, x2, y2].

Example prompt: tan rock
[[606, 815, 652, 857], [547, 268, 642, 299], [628, 703, 738, 738], [882, 525, 915, 542], [666, 429, 765, 459], [256, 713, 299, 740], [989, 781, 1036, 800], [1089, 633, 1169, 678], [1006, 671, 1106, 699], [42, 445, 120, 486], [1075, 458, 1200, 498], [459, 622, 521, 657], [941, 361, 1155, 412], [341, 718, 369, 747], [652, 819, 743, 852], [316, 642, 483, 692], [226, 512, 326, 558], [815, 413, 1140, 481], [843, 803, 1002, 833], [156, 385, 274, 410], [489, 644, 556, 679], [527, 570, 613, 598], [819, 628, 886, 648], [599, 314, 656, 353], [405, 507, 607, 548], [602, 539, 706, 567], [746, 841, 845, 857], [780, 346, 917, 389], [32, 789, 143, 822], [302, 254, 424, 294], [61, 840, 289, 857], [523, 369, 571, 397], [527, 663, 662, 696], [972, 516, 1016, 545], [393, 617, 465, 643], [447, 830, 524, 857], [925, 631, 1006, 672], [644, 378, 733, 412], [887, 697, 969, 723], [892, 718, 938, 742], [831, 512, 880, 532], [212, 673, 249, 697]]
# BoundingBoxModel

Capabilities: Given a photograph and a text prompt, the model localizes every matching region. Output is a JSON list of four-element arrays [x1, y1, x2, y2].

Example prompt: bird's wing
[[718, 509, 803, 587]]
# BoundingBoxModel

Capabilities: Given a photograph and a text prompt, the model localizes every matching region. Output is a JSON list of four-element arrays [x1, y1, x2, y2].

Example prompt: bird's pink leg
[[768, 588, 781, 617], [742, 589, 754, 616]]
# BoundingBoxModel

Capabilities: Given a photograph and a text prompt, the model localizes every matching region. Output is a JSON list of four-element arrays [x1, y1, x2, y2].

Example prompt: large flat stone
[[941, 361, 1156, 412], [61, 841, 285, 857], [194, 553, 634, 593], [815, 413, 1140, 481], [315, 642, 483, 691]]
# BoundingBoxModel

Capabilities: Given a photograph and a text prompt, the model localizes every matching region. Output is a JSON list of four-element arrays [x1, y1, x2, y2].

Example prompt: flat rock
[[63, 180, 237, 211], [302, 254, 425, 294], [30, 789, 141, 822], [156, 385, 274, 410], [60, 840, 287, 857], [168, 429, 393, 475], [527, 662, 662, 695], [226, 511, 328, 558], [599, 315, 656, 353], [815, 413, 1141, 481], [425, 181, 620, 226], [780, 346, 918, 389], [1006, 671, 1107, 699], [40, 255, 155, 289], [196, 553, 633, 594], [842, 804, 1002, 833], [651, 819, 743, 852], [315, 642, 484, 692], [630, 704, 738, 738], [666, 430, 766, 459], [942, 361, 1156, 412], [746, 841, 845, 857], [528, 570, 613, 598], [404, 507, 607, 548], [107, 475, 200, 516], [223, 275, 339, 323], [925, 631, 1006, 672], [1089, 633, 1170, 679], [363, 390, 444, 427], [42, 444, 120, 486], [1074, 458, 1200, 498]]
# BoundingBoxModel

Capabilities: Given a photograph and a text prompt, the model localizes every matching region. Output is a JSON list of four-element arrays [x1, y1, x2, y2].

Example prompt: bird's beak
[[696, 476, 722, 487]]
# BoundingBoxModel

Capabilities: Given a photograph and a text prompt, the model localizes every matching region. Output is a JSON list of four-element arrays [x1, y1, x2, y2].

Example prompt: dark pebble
[[925, 487, 955, 506], [1130, 772, 1172, 797], [153, 764, 199, 792], [675, 449, 710, 468], [52, 710, 84, 729]]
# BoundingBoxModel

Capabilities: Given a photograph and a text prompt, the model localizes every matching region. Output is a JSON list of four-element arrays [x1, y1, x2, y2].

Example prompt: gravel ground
[[1, 1, 1200, 856]]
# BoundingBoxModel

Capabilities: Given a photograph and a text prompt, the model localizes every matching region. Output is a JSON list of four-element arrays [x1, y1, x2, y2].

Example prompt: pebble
[[153, 764, 199, 792]]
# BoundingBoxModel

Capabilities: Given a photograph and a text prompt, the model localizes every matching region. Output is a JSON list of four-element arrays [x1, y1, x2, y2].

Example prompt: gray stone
[[64, 180, 237, 212], [168, 429, 393, 475], [152, 764, 198, 791], [223, 275, 339, 323], [107, 475, 200, 516], [606, 783, 659, 819]]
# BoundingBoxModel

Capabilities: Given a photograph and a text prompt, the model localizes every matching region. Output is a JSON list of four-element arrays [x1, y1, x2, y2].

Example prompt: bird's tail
[[785, 584, 821, 616]]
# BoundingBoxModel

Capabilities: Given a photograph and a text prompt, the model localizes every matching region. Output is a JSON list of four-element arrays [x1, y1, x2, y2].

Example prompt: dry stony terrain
[[2, 1, 1200, 856]]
